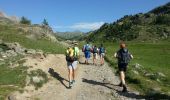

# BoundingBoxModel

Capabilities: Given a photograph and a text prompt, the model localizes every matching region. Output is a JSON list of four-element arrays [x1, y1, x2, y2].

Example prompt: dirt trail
[[10, 53, 144, 100]]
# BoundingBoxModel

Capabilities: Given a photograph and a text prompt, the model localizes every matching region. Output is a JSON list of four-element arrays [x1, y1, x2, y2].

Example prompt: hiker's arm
[[114, 53, 117, 58], [128, 51, 133, 59], [130, 54, 133, 59]]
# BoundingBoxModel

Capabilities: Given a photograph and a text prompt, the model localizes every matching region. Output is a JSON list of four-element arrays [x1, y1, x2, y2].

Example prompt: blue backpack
[[85, 44, 91, 51]]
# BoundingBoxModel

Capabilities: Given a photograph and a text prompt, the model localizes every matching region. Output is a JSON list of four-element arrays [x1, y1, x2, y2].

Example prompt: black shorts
[[118, 63, 128, 72]]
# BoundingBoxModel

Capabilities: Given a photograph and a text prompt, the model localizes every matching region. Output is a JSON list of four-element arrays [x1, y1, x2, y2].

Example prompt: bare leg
[[69, 68, 73, 83], [94, 59, 96, 65], [120, 71, 125, 85], [120, 71, 127, 92], [100, 55, 104, 65], [72, 69, 75, 80], [102, 57, 104, 65]]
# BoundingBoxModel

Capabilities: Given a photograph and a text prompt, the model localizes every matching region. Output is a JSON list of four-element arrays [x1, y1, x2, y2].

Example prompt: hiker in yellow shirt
[[66, 43, 79, 88]]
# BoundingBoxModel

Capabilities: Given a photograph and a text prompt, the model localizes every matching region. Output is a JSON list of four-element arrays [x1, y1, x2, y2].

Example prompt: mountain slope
[[55, 31, 85, 40], [0, 12, 65, 54], [86, 2, 170, 42]]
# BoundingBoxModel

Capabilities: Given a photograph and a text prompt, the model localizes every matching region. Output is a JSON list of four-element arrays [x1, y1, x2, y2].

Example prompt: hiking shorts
[[93, 53, 98, 59], [67, 61, 78, 70], [85, 51, 91, 59], [118, 63, 128, 72], [100, 53, 105, 58]]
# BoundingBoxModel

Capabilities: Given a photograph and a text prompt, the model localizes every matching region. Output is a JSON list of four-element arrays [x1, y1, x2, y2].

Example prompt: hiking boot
[[69, 82, 73, 88], [122, 85, 127, 92], [72, 80, 75, 84]]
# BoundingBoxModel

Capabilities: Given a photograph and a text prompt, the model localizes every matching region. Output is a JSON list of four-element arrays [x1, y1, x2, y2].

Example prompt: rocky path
[[9, 53, 144, 100]]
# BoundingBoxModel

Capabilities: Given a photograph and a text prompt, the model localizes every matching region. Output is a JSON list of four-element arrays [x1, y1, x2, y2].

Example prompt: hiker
[[66, 45, 79, 88], [114, 42, 133, 92], [73, 43, 80, 62], [99, 44, 106, 66], [82, 42, 92, 64], [92, 45, 99, 65]]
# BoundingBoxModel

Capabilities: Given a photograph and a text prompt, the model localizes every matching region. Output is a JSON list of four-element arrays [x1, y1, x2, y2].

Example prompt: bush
[[20, 16, 31, 25]]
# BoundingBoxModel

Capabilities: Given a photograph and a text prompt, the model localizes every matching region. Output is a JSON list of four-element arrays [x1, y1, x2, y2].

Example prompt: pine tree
[[20, 16, 31, 25], [42, 18, 49, 26]]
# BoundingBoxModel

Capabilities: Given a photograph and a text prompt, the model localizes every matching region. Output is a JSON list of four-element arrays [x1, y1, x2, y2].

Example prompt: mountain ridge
[[85, 2, 170, 42]]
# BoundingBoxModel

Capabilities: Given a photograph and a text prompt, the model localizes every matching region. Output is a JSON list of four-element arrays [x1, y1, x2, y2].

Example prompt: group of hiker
[[82, 42, 106, 66], [65, 41, 133, 92]]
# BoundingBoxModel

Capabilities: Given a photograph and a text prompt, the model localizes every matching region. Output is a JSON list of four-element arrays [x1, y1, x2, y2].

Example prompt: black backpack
[[117, 48, 131, 64], [99, 47, 105, 53], [93, 47, 98, 53]]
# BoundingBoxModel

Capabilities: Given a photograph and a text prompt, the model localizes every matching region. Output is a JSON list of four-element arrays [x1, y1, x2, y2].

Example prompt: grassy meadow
[[90, 41, 170, 97]]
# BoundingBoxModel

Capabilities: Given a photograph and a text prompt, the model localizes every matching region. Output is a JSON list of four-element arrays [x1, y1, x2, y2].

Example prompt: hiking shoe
[[122, 85, 127, 92], [72, 80, 75, 84], [69, 82, 73, 88]]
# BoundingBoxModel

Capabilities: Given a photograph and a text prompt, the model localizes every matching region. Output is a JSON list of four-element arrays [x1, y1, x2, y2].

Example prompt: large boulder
[[6, 42, 25, 54]]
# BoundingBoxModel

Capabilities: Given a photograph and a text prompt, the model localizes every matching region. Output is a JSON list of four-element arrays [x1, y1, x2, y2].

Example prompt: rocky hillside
[[55, 31, 85, 41], [0, 11, 57, 42], [85, 2, 170, 42]]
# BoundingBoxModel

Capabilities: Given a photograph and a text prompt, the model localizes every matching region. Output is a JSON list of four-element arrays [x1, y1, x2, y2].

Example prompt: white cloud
[[70, 22, 104, 30], [52, 22, 104, 31]]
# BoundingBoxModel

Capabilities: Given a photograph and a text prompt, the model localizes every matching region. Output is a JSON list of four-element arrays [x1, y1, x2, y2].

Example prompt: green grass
[[28, 69, 48, 90], [0, 24, 66, 99], [91, 41, 170, 98], [0, 24, 66, 54], [0, 56, 27, 100]]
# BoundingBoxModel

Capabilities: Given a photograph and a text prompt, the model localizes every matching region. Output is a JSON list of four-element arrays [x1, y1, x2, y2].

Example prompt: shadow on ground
[[82, 78, 114, 89], [48, 68, 69, 89], [145, 93, 170, 100], [79, 61, 94, 65], [116, 90, 145, 99], [82, 78, 145, 99]]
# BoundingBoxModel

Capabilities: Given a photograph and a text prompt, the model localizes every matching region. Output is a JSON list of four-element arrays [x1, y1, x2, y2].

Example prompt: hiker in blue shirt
[[82, 42, 92, 64], [99, 44, 106, 66], [114, 42, 133, 92]]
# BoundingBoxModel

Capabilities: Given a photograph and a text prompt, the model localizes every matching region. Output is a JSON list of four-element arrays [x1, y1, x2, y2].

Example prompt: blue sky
[[0, 0, 169, 32]]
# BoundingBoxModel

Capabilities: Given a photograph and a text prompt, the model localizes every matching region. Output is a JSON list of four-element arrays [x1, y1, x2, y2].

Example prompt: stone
[[6, 50, 17, 57], [133, 63, 142, 69], [32, 76, 43, 83], [144, 72, 154, 77], [7, 42, 23, 53], [25, 49, 36, 54], [8, 94, 17, 100], [132, 70, 139, 75], [156, 72, 166, 78]]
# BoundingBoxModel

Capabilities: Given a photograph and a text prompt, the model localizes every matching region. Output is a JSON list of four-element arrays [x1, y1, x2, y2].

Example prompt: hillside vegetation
[[86, 2, 170, 42], [0, 13, 65, 99], [83, 2, 170, 99], [55, 31, 86, 41], [0, 14, 65, 53]]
